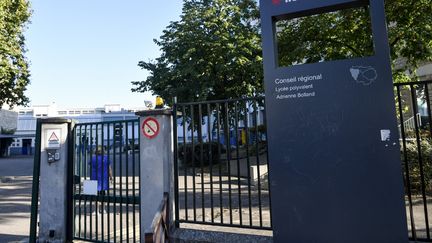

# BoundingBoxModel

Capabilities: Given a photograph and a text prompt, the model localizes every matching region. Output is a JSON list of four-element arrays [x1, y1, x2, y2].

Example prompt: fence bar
[[173, 103, 179, 228], [83, 125, 88, 239], [132, 120, 137, 242], [107, 123, 111, 243], [29, 119, 42, 242], [73, 127, 77, 237], [191, 105, 197, 221], [234, 102, 243, 226], [138, 119, 142, 243], [254, 101, 263, 227], [182, 106, 188, 222], [198, 104, 205, 222], [119, 123, 124, 243], [410, 84, 430, 239], [90, 124, 94, 240], [113, 123, 117, 243], [102, 123, 106, 241], [207, 103, 215, 223], [243, 102, 253, 227], [216, 103, 224, 224], [77, 126, 82, 238], [225, 102, 233, 225], [95, 124, 99, 241], [126, 121, 130, 242]]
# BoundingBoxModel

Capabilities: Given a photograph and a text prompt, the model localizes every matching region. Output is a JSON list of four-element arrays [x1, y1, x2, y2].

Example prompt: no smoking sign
[[141, 117, 160, 139]]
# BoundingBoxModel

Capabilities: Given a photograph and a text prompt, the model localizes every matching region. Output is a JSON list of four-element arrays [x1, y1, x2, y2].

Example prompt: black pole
[[29, 119, 42, 243]]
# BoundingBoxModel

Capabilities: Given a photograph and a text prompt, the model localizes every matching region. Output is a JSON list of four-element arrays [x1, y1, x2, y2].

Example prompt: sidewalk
[[0, 156, 33, 243]]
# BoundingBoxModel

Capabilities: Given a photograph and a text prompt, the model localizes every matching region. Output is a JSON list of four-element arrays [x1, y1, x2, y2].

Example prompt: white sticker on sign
[[83, 180, 98, 195], [46, 129, 61, 148], [380, 129, 391, 141]]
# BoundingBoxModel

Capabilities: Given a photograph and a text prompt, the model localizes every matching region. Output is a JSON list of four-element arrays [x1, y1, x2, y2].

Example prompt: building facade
[[0, 109, 18, 156], [0, 109, 18, 131], [10, 103, 149, 156]]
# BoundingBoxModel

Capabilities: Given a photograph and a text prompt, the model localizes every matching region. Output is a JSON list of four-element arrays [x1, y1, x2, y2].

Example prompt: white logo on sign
[[380, 129, 391, 142], [350, 66, 378, 86]]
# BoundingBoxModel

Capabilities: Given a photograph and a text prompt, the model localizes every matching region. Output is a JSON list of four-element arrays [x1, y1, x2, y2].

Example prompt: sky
[[24, 0, 183, 108]]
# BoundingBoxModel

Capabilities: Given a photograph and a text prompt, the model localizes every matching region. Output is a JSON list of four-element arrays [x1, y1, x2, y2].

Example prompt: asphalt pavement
[[0, 156, 34, 243]]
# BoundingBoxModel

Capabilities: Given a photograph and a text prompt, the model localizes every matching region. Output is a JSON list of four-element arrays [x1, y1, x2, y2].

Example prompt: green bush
[[402, 134, 432, 195], [246, 141, 267, 156], [178, 142, 226, 167]]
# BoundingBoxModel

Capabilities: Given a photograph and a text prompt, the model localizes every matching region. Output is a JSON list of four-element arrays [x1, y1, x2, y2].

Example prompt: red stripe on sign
[[145, 122, 157, 134]]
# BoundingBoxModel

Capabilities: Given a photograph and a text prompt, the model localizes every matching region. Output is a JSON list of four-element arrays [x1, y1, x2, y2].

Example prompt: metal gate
[[396, 80, 432, 242], [73, 119, 141, 242], [173, 97, 272, 230]]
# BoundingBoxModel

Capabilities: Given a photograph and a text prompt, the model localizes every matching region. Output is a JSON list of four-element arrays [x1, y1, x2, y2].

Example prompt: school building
[[9, 102, 151, 156]]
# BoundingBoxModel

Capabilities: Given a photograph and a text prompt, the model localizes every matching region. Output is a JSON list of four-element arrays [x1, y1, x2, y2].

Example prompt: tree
[[276, 0, 432, 83], [132, 0, 262, 104], [133, 0, 432, 103], [0, 0, 31, 108]]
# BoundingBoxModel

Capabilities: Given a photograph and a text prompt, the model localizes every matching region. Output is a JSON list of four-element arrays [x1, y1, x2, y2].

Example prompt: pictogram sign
[[49, 132, 59, 142], [141, 117, 160, 139], [46, 129, 61, 148]]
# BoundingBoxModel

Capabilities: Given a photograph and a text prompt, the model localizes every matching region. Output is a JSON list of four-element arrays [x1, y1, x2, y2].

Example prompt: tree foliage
[[0, 0, 31, 108], [387, 0, 432, 82], [276, 6, 374, 66], [132, 0, 262, 104], [133, 0, 432, 102]]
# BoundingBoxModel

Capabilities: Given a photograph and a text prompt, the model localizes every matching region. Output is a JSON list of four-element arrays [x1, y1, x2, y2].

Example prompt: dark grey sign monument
[[260, 0, 408, 242]]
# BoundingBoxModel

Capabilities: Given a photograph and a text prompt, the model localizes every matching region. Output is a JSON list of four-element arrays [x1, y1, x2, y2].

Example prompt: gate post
[[34, 118, 74, 242], [136, 110, 175, 242]]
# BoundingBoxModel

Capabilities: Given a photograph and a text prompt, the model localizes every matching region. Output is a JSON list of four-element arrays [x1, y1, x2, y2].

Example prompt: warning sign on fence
[[46, 129, 61, 148], [141, 117, 159, 139]]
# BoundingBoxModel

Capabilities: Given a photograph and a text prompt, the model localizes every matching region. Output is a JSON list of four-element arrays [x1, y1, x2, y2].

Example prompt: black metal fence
[[396, 80, 432, 242], [173, 97, 272, 230], [73, 120, 141, 242]]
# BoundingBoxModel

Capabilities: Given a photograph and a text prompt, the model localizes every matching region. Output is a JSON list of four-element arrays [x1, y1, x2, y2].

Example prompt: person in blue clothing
[[90, 146, 112, 214]]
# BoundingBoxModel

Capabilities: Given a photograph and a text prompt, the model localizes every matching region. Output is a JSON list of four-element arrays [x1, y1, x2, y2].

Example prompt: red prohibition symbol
[[141, 117, 160, 139]]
